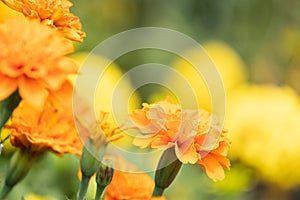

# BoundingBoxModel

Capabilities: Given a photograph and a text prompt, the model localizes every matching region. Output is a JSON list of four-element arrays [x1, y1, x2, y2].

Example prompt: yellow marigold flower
[[24, 194, 58, 200], [6, 81, 83, 156], [168, 41, 246, 111], [125, 97, 231, 181], [0, 16, 77, 108], [1, 0, 85, 41], [104, 156, 155, 200], [227, 84, 300, 189]]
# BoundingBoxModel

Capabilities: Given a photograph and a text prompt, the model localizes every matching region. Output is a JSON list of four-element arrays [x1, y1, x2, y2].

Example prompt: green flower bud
[[78, 138, 106, 200], [153, 147, 182, 196], [80, 138, 103, 177], [0, 149, 38, 199], [94, 159, 114, 200], [96, 159, 114, 187]]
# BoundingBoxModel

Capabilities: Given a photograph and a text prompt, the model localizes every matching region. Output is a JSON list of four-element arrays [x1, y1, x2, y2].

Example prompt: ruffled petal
[[175, 141, 198, 164], [18, 77, 48, 108], [197, 154, 226, 181], [151, 134, 173, 149], [130, 110, 150, 125], [43, 69, 66, 90], [0, 75, 18, 100]]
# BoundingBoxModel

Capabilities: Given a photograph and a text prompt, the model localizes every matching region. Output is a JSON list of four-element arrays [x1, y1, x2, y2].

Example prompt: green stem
[[0, 184, 12, 199], [77, 175, 90, 200], [152, 186, 164, 196], [95, 185, 106, 200], [0, 150, 38, 199]]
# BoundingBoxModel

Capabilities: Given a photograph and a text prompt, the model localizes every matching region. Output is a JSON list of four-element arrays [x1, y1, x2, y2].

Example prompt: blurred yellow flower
[[227, 84, 300, 189], [169, 40, 246, 111], [0, 16, 77, 108], [70, 52, 140, 113], [6, 81, 83, 156], [70, 52, 140, 149], [1, 0, 85, 41], [126, 97, 231, 181], [24, 194, 58, 200]]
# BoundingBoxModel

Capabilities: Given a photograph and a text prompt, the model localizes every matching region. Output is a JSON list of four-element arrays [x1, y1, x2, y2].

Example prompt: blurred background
[[1, 0, 300, 199]]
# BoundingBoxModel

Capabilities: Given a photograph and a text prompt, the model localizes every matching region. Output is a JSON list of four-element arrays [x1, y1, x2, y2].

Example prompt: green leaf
[[0, 90, 21, 130]]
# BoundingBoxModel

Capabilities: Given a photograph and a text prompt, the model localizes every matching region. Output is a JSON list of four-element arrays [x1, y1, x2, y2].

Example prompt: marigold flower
[[227, 84, 300, 189], [6, 81, 82, 156], [125, 97, 231, 181], [104, 156, 155, 200], [74, 96, 123, 150], [0, 16, 77, 108], [1, 0, 85, 41]]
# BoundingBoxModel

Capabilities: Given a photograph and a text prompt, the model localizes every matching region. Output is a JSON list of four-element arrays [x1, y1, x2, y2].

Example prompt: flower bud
[[78, 138, 106, 200], [94, 159, 114, 200], [96, 159, 114, 187], [153, 147, 182, 196], [80, 138, 106, 177], [0, 149, 38, 199]]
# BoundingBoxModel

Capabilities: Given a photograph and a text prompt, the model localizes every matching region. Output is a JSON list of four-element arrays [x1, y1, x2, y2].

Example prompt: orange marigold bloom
[[125, 97, 231, 181], [74, 97, 123, 150], [0, 16, 77, 108], [6, 81, 83, 156], [1, 0, 85, 41], [105, 156, 155, 200]]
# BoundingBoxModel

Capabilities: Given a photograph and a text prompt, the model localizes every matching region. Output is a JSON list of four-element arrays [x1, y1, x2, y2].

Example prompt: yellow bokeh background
[[1, 0, 300, 199]]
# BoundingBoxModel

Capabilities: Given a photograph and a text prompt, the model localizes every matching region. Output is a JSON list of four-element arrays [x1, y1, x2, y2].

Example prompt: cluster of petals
[[73, 96, 123, 150], [125, 97, 231, 181], [1, 0, 85, 41], [105, 156, 165, 200], [0, 16, 77, 108], [6, 81, 83, 156]]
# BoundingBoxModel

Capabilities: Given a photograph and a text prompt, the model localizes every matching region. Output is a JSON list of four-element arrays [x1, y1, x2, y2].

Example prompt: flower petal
[[0, 74, 18, 100], [132, 134, 153, 148], [130, 109, 150, 126], [200, 126, 222, 152], [151, 134, 172, 149], [175, 141, 198, 164], [197, 154, 226, 181], [56, 57, 78, 73], [18, 77, 48, 108], [43, 69, 66, 90]]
